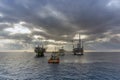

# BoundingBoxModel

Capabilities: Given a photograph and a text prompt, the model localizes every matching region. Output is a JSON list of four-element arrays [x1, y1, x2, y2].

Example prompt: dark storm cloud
[[0, 0, 120, 50]]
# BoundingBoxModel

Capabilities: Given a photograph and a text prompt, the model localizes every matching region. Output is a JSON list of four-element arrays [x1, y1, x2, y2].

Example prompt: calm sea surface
[[0, 52, 120, 80]]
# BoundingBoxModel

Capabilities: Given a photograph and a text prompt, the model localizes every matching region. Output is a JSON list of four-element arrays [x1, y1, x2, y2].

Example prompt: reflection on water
[[0, 52, 120, 79]]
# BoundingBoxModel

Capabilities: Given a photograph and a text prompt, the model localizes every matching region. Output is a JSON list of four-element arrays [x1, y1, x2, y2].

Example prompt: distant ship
[[73, 34, 84, 55], [58, 46, 65, 56]]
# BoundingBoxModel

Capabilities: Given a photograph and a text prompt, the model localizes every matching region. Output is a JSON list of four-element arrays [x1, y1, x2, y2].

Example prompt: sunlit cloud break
[[0, 0, 120, 51]]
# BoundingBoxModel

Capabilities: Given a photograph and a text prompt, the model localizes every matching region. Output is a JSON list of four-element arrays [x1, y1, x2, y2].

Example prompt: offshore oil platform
[[72, 34, 84, 55], [34, 45, 46, 57]]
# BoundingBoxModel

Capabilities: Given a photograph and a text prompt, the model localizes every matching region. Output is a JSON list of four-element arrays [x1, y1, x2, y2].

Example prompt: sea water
[[0, 52, 120, 80]]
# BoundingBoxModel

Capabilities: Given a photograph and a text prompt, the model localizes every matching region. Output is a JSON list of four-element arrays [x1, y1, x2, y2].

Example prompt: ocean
[[0, 52, 120, 80]]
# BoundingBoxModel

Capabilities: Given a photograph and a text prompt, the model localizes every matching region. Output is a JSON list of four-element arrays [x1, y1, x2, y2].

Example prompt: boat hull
[[48, 59, 59, 63]]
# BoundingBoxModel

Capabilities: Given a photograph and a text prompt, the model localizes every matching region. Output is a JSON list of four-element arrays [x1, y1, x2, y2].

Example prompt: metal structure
[[34, 45, 46, 57], [34, 38, 46, 57], [73, 34, 84, 55]]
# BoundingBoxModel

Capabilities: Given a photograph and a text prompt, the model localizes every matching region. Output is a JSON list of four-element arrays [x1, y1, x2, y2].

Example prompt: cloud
[[0, 0, 120, 50], [4, 22, 31, 34]]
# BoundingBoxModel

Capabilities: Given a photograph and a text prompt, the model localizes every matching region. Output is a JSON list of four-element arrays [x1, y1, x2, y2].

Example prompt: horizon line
[[0, 50, 120, 52]]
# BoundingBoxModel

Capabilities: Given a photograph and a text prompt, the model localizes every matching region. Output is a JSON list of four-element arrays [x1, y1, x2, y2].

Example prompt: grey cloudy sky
[[0, 0, 120, 51]]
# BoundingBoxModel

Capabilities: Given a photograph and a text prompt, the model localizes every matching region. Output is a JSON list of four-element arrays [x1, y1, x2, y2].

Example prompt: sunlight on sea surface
[[0, 52, 120, 80]]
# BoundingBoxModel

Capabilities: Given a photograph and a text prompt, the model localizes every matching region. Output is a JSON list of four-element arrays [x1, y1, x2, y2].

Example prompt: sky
[[0, 0, 120, 51]]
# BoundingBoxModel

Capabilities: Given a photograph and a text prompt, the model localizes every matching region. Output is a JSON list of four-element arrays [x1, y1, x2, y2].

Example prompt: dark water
[[0, 52, 120, 80]]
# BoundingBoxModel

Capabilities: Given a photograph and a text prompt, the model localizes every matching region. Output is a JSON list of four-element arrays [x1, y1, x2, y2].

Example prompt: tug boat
[[48, 58, 60, 63], [48, 52, 60, 64]]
